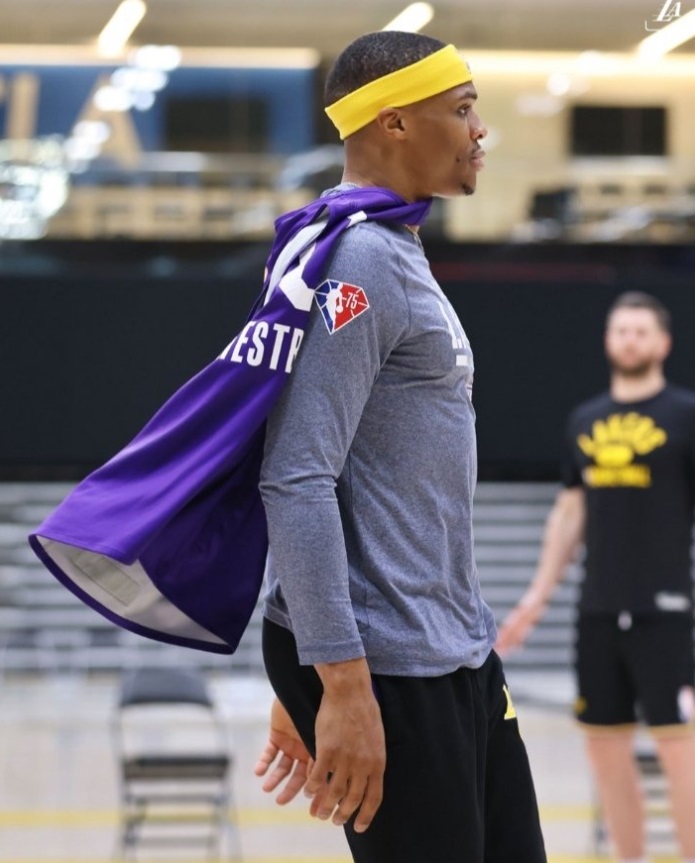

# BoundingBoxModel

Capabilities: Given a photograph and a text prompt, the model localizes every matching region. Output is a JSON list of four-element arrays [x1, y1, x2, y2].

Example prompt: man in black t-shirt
[[497, 292, 695, 863]]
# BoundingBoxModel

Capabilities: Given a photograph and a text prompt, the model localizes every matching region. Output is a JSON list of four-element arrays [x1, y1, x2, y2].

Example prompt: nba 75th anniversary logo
[[645, 0, 684, 30]]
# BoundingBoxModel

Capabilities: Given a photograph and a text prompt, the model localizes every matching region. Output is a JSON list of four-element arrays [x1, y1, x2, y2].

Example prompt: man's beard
[[609, 358, 655, 378]]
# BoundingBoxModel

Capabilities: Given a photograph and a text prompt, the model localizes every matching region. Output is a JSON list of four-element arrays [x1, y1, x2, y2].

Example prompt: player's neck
[[341, 167, 417, 200], [610, 369, 666, 404], [340, 167, 423, 234], [340, 139, 431, 205]]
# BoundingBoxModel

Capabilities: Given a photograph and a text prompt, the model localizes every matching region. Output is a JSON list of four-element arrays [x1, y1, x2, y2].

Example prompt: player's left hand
[[495, 591, 546, 656], [254, 697, 315, 805]]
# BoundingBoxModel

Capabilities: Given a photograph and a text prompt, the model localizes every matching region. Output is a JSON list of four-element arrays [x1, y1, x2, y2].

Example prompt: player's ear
[[375, 107, 407, 139]]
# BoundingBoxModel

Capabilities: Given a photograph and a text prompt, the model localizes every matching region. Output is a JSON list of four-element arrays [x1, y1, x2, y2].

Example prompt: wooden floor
[[0, 670, 681, 862]]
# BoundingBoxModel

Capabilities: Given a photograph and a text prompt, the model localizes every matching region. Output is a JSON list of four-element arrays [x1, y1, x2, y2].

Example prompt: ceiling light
[[0, 44, 320, 70], [575, 51, 606, 74], [132, 44, 182, 71], [94, 85, 135, 112], [97, 0, 147, 58], [638, 7, 695, 59], [111, 67, 167, 92], [132, 91, 156, 111], [64, 137, 102, 162], [546, 73, 572, 96], [73, 120, 111, 144], [461, 50, 695, 77], [382, 3, 434, 33]]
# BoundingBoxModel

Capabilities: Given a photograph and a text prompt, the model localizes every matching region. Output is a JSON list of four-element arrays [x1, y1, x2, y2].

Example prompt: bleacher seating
[[0, 482, 577, 675]]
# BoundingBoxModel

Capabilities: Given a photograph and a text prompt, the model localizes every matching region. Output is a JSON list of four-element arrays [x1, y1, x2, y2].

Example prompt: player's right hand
[[306, 659, 386, 833]]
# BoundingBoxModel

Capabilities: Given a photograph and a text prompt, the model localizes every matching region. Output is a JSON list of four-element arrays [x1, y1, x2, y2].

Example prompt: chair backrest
[[118, 666, 213, 709]]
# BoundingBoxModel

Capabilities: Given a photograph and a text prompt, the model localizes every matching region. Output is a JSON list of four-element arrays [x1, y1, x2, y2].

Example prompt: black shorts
[[262, 618, 547, 863], [574, 612, 695, 730]]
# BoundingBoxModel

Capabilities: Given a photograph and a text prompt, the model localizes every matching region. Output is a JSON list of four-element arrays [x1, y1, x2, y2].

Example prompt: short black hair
[[607, 291, 671, 333], [324, 31, 447, 107]]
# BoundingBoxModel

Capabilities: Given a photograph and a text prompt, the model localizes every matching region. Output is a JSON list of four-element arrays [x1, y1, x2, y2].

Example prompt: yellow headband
[[325, 44, 472, 140]]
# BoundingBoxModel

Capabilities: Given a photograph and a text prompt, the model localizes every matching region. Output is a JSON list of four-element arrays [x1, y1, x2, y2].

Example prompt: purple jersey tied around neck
[[28, 187, 431, 654]]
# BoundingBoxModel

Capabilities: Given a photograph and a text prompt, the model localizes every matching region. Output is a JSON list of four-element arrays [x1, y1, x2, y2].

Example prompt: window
[[570, 105, 667, 157], [164, 96, 269, 153]]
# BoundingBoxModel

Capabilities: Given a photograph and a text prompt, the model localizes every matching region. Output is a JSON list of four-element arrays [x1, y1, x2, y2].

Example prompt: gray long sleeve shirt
[[260, 202, 496, 676]]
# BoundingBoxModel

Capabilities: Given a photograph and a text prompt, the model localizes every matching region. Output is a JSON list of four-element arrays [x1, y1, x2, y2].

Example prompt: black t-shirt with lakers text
[[563, 384, 695, 614]]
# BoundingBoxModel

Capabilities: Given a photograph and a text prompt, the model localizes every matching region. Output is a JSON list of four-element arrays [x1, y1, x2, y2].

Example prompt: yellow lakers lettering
[[503, 685, 517, 720], [578, 413, 667, 488]]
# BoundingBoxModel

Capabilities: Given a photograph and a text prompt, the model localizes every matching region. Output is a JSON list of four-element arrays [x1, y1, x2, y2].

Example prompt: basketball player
[[252, 30, 547, 863], [498, 292, 695, 863]]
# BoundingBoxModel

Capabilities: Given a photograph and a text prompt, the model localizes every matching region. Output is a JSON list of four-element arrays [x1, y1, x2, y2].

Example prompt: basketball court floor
[[0, 668, 682, 863]]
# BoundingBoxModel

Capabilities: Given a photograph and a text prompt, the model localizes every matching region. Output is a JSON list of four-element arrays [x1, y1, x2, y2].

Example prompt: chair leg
[[120, 797, 147, 861]]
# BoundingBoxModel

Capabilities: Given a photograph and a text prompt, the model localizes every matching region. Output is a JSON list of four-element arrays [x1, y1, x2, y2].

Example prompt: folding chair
[[114, 666, 240, 860]]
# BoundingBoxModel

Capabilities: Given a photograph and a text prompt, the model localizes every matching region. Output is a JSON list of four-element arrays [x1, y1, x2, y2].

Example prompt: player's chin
[[441, 176, 477, 197], [459, 168, 478, 196], [435, 172, 477, 198], [610, 357, 653, 376], [458, 173, 477, 195]]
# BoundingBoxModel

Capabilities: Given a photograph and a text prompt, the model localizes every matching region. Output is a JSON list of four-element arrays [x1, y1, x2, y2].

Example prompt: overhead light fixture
[[131, 91, 156, 111], [73, 120, 111, 145], [111, 66, 168, 92], [461, 50, 695, 77], [546, 72, 572, 96], [132, 44, 182, 72], [64, 136, 102, 163], [638, 7, 695, 59], [575, 50, 607, 74], [0, 44, 320, 69], [382, 2, 435, 33], [97, 0, 147, 58], [94, 85, 135, 112]]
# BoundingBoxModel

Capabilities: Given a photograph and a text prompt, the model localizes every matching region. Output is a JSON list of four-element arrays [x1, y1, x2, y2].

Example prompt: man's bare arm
[[496, 487, 585, 655]]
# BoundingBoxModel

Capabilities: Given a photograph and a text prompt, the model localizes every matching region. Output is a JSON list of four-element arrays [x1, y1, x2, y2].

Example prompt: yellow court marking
[[0, 858, 350, 863], [0, 802, 598, 829], [540, 803, 594, 820], [0, 807, 314, 828], [0, 804, 594, 832], [0, 858, 684, 863], [549, 859, 680, 863]]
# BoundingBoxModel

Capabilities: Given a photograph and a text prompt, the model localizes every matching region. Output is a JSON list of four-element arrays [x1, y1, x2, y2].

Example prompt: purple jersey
[[29, 188, 431, 654]]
